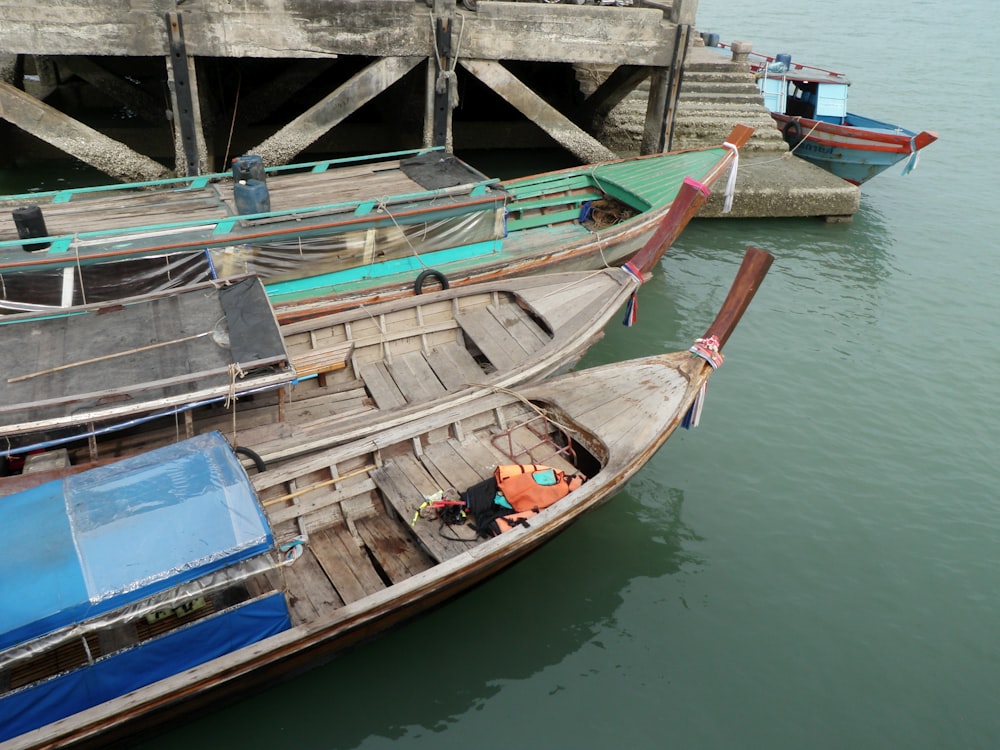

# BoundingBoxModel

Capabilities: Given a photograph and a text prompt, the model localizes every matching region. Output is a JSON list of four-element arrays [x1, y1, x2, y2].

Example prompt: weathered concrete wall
[[0, 0, 675, 65]]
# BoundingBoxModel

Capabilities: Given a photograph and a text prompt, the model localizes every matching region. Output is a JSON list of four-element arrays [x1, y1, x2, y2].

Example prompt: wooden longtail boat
[[0, 177, 709, 492], [0, 126, 751, 322], [0, 245, 773, 750], [710, 43, 935, 184]]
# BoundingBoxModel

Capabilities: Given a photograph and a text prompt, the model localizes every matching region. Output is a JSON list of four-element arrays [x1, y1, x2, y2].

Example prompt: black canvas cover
[[399, 152, 492, 190], [219, 276, 287, 365]]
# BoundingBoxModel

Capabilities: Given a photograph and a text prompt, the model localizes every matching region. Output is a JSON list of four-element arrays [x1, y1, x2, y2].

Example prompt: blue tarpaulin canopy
[[0, 431, 274, 652], [0, 432, 290, 743]]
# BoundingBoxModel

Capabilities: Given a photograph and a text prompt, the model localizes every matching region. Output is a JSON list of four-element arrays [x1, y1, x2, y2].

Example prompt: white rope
[[373, 197, 430, 271], [724, 119, 820, 168], [226, 361, 246, 442], [721, 141, 740, 214], [429, 13, 465, 110]]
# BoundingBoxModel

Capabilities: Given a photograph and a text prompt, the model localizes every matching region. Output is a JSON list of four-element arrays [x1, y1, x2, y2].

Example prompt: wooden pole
[[262, 464, 377, 507]]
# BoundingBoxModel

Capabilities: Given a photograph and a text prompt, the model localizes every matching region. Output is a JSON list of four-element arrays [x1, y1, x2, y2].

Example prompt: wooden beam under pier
[[0, 80, 170, 181], [460, 59, 617, 164], [0, 0, 696, 172], [250, 56, 425, 166]]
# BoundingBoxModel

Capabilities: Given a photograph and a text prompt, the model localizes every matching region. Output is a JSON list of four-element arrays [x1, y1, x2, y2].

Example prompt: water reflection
[[135, 484, 701, 749]]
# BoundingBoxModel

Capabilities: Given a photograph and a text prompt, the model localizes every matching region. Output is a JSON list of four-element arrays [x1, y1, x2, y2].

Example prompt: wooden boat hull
[[0, 267, 649, 489], [772, 112, 938, 185], [2, 357, 711, 750], [2, 247, 774, 750], [0, 131, 752, 321]]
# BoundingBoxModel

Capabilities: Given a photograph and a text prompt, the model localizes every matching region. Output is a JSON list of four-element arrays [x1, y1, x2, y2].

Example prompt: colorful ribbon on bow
[[621, 260, 643, 326]]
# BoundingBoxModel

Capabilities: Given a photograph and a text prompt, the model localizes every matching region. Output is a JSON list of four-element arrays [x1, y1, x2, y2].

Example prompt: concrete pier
[[0, 0, 858, 219], [676, 42, 859, 220]]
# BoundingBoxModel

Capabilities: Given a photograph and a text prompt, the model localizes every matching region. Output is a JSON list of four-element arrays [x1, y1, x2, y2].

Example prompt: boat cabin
[[756, 64, 850, 123], [0, 433, 289, 742]]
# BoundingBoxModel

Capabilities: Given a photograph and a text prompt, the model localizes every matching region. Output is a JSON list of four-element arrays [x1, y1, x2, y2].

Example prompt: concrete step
[[680, 80, 763, 96], [677, 101, 771, 118], [681, 69, 759, 85]]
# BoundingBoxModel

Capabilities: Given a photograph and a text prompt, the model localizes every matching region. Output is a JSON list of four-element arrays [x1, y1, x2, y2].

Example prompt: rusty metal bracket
[[165, 12, 200, 176]]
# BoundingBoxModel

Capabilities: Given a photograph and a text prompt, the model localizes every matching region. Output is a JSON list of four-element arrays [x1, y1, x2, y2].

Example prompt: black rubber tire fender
[[415, 268, 450, 294], [782, 119, 803, 146], [234, 445, 267, 474]]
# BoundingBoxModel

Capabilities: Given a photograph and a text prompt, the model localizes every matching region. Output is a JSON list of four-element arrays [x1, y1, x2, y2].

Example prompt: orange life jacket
[[494, 464, 584, 514]]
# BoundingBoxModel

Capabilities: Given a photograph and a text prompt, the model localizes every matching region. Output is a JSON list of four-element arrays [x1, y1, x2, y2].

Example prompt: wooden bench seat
[[292, 341, 355, 385], [505, 190, 604, 232], [455, 306, 545, 371]]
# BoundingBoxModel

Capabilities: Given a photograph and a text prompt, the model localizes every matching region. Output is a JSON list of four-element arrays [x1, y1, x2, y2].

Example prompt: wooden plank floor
[[355, 514, 435, 583], [281, 513, 436, 624], [371, 457, 479, 563]]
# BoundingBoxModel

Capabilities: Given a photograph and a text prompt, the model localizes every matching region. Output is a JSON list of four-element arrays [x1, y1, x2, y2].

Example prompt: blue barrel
[[775, 53, 792, 68], [702, 32, 720, 47], [233, 179, 271, 215], [232, 155, 266, 183], [12, 205, 51, 251]]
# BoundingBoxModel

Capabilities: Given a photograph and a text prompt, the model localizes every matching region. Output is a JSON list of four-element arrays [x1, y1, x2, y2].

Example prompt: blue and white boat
[[0, 433, 291, 745], [714, 42, 937, 184]]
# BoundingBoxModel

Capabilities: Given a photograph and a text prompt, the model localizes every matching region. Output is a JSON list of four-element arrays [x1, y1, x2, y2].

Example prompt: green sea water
[[6, 0, 999, 746]]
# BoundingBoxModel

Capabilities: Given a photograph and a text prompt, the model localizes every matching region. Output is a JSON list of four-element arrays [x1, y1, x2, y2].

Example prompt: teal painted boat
[[0, 127, 752, 322]]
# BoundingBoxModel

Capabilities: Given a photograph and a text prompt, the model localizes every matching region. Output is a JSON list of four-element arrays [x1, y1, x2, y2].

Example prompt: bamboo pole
[[262, 464, 377, 507]]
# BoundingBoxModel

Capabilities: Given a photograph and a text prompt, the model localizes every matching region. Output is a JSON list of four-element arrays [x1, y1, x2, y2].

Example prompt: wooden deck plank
[[446, 437, 505, 481], [516, 272, 622, 331], [264, 477, 378, 527], [309, 525, 385, 604], [371, 457, 472, 562], [426, 341, 486, 390], [280, 548, 344, 626], [216, 162, 424, 216], [420, 441, 485, 493], [357, 361, 406, 410], [354, 514, 436, 583], [386, 350, 448, 403], [487, 301, 549, 353], [456, 307, 529, 371]]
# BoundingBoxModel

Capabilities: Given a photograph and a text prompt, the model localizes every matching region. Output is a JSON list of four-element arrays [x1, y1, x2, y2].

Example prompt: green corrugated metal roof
[[587, 148, 728, 211]]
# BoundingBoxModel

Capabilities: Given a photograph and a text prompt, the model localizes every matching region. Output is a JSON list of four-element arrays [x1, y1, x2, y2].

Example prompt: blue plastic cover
[[0, 432, 273, 652], [0, 592, 291, 743]]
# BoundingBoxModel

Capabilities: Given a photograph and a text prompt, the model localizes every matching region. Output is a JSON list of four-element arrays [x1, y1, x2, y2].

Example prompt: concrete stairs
[[668, 44, 788, 153], [577, 43, 787, 155], [576, 45, 860, 219]]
